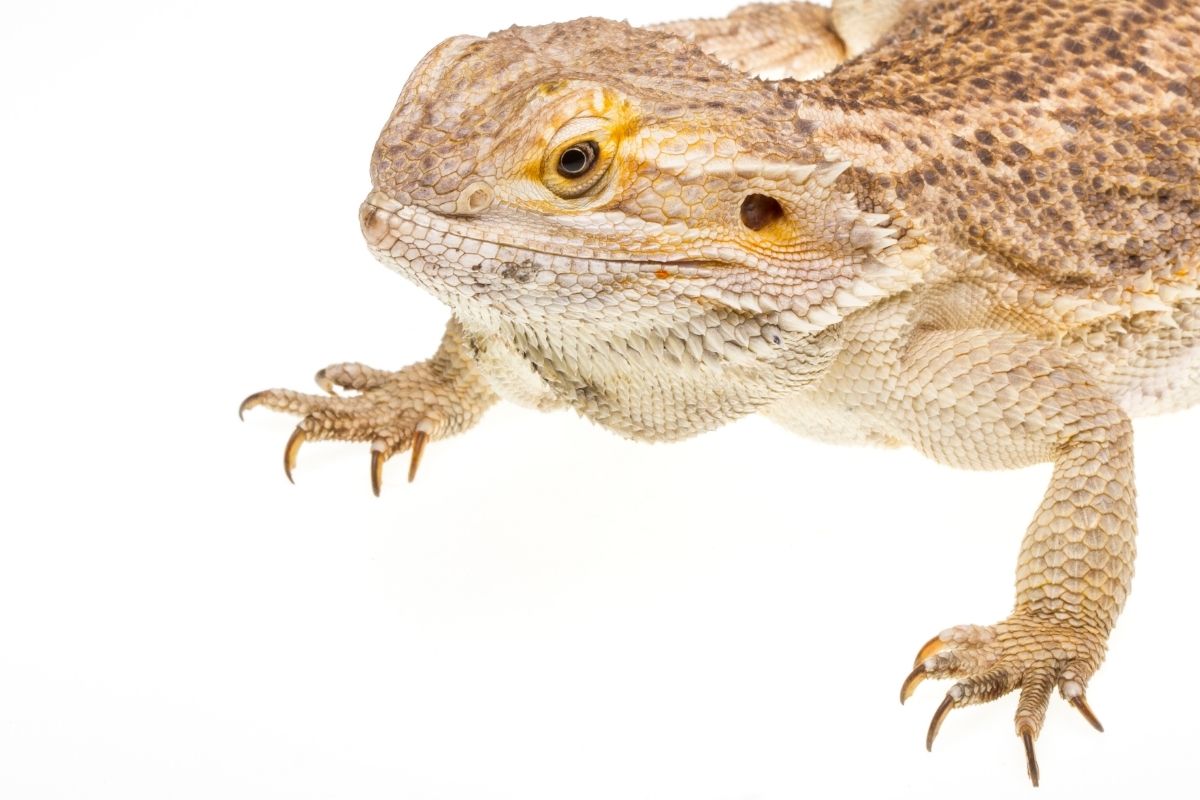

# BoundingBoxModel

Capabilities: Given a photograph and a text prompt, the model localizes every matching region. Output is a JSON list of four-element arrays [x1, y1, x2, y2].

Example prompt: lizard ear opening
[[739, 194, 784, 231], [707, 157, 931, 331]]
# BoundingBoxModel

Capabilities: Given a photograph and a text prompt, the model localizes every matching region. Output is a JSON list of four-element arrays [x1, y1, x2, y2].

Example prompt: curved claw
[[900, 664, 927, 704], [1069, 695, 1104, 733], [926, 694, 954, 751], [408, 430, 429, 483], [914, 634, 946, 667], [284, 426, 306, 483], [371, 447, 386, 497], [239, 391, 267, 421], [1021, 728, 1040, 787]]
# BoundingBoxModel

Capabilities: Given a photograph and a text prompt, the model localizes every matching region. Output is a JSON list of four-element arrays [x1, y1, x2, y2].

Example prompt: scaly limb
[[649, 2, 847, 81], [240, 317, 496, 494], [890, 329, 1135, 786], [651, 1, 923, 81]]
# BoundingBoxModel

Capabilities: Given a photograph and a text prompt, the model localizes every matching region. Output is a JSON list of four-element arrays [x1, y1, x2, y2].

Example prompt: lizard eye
[[543, 132, 610, 200], [557, 141, 598, 178]]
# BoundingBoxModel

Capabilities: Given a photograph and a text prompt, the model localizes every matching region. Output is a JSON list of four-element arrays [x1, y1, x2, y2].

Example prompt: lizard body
[[242, 0, 1200, 784]]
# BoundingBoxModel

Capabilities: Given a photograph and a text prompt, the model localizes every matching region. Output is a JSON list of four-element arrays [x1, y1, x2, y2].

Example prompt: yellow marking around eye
[[610, 105, 641, 142]]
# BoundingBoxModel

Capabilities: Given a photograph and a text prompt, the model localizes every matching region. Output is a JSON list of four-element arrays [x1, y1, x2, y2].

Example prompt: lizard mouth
[[356, 191, 764, 333], [359, 192, 733, 285]]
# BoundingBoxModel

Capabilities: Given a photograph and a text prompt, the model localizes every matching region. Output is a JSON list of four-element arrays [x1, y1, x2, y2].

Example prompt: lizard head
[[361, 18, 920, 376]]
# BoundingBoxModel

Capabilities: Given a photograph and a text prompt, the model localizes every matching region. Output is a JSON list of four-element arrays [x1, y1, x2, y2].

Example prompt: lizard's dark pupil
[[557, 142, 597, 177]]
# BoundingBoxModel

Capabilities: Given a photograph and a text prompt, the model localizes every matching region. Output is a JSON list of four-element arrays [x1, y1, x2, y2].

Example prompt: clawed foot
[[240, 361, 473, 495], [899, 614, 1108, 786]]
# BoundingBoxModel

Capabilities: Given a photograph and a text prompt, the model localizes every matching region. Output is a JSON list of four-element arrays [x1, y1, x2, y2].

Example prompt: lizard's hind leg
[[652, 1, 922, 80], [650, 2, 847, 80]]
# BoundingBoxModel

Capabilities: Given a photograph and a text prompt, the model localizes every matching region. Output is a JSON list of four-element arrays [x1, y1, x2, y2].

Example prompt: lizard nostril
[[456, 181, 494, 215], [739, 193, 784, 231], [359, 203, 390, 246]]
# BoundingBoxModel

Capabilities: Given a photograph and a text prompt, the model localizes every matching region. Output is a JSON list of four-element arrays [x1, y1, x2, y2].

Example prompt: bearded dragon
[[240, 0, 1200, 785]]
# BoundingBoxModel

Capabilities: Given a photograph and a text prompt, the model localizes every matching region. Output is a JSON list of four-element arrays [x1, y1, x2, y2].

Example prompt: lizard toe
[[314, 362, 393, 395]]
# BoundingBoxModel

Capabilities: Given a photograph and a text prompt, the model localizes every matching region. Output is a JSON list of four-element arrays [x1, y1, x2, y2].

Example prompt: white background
[[2, 1, 1198, 797]]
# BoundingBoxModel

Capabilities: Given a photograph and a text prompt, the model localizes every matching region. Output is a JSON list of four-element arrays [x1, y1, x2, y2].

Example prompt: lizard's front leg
[[241, 317, 496, 494], [892, 329, 1135, 786]]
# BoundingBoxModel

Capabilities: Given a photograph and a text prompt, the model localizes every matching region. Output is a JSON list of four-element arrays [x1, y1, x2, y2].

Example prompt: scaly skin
[[649, 2, 847, 80], [243, 0, 1200, 785]]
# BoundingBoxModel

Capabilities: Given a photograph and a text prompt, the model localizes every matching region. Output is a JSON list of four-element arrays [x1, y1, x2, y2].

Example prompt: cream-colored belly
[[1076, 300, 1200, 418], [1107, 339, 1200, 417], [763, 391, 903, 448]]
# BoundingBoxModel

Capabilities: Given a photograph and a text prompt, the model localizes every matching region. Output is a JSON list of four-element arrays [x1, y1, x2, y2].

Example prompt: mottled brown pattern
[[802, 0, 1200, 288]]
